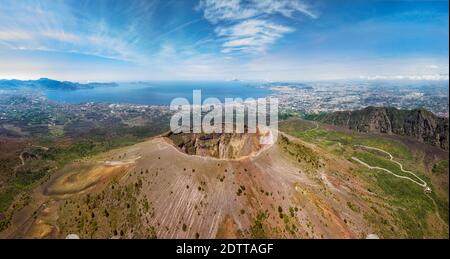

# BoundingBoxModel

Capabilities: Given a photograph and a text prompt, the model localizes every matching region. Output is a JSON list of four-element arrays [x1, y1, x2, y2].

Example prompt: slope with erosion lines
[[2, 130, 383, 239]]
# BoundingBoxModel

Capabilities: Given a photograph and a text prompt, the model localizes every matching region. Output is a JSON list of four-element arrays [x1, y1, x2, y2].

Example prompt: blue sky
[[0, 0, 448, 81]]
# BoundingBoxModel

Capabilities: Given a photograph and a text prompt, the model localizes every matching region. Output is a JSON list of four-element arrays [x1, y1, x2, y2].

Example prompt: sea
[[43, 81, 272, 105]]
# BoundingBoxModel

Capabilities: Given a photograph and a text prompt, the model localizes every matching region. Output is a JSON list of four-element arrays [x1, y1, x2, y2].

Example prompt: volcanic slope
[[2, 125, 448, 238]]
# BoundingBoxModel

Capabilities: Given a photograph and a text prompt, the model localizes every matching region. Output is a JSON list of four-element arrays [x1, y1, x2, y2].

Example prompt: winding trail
[[291, 123, 448, 230], [351, 145, 427, 188], [425, 193, 447, 226], [304, 121, 319, 133], [351, 144, 447, 227], [32, 145, 49, 151], [13, 152, 26, 173], [15, 144, 50, 172], [19, 152, 25, 166]]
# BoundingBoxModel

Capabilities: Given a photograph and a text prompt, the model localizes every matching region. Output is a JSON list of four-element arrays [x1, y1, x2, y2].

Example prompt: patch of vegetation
[[250, 211, 269, 239], [236, 185, 246, 196], [0, 158, 54, 231], [14, 163, 50, 186], [302, 112, 328, 121], [278, 111, 301, 121], [352, 147, 450, 238], [57, 181, 155, 239], [279, 119, 316, 132], [363, 165, 446, 238], [278, 135, 321, 169], [353, 151, 418, 179], [277, 206, 298, 236], [432, 160, 448, 175], [0, 187, 20, 214], [346, 201, 361, 213], [280, 120, 412, 160]]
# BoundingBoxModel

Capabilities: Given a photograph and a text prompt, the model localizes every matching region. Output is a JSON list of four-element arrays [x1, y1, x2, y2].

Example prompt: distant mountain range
[[319, 106, 449, 150], [0, 78, 117, 90]]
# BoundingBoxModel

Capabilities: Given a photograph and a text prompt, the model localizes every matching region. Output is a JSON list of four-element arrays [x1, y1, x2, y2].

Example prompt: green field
[[281, 123, 412, 160]]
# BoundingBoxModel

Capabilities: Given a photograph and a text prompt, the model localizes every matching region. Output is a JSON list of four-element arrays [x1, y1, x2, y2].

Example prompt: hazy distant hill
[[319, 107, 449, 150], [0, 78, 117, 90]]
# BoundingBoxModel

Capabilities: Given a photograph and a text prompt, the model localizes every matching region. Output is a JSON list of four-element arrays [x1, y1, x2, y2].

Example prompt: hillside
[[1, 124, 448, 239], [0, 78, 117, 90], [318, 107, 449, 150]]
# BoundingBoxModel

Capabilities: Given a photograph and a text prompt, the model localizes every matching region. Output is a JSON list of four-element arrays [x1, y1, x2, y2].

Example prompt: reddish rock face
[[166, 130, 264, 159]]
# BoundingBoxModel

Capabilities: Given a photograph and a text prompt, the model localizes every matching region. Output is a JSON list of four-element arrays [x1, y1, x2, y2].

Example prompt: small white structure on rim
[[66, 234, 80, 239], [424, 186, 432, 194], [366, 234, 380, 239]]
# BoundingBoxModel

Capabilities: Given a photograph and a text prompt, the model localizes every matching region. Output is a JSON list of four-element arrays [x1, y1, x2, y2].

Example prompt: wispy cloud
[[0, 29, 142, 62], [197, 0, 317, 54], [0, 0, 151, 62], [0, 30, 33, 41], [197, 0, 316, 23], [361, 74, 449, 81], [216, 19, 294, 53]]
